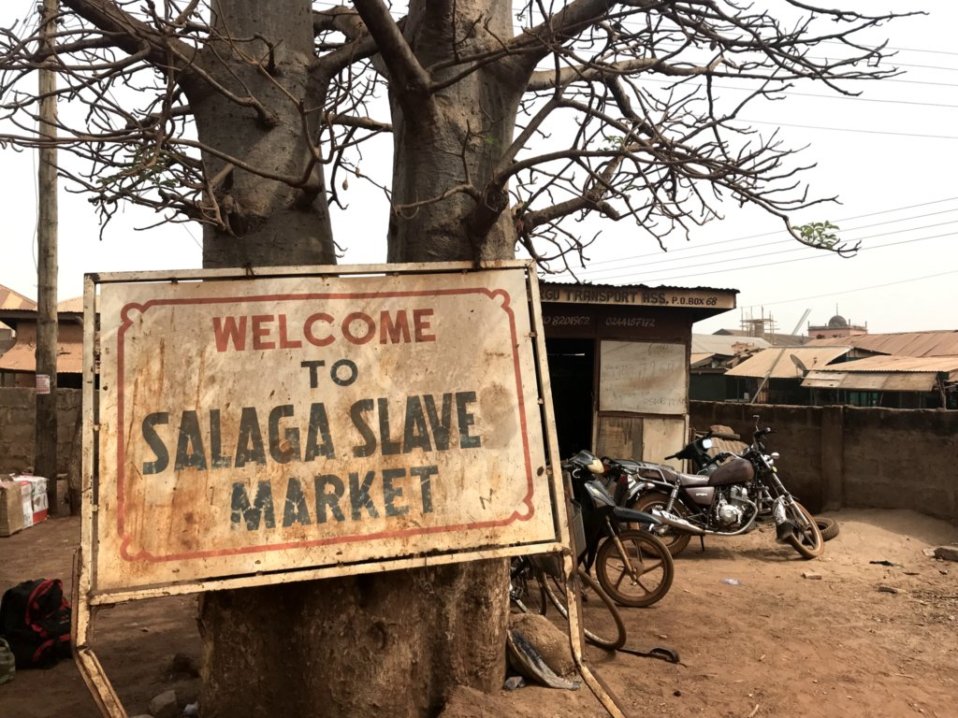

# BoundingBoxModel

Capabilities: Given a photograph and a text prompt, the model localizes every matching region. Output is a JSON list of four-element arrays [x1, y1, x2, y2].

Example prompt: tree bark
[[184, 0, 336, 267], [387, 1, 524, 263], [196, 2, 520, 716]]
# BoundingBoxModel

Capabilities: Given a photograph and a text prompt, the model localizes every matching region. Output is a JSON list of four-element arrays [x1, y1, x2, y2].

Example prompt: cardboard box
[[0, 480, 29, 537], [17, 476, 49, 525]]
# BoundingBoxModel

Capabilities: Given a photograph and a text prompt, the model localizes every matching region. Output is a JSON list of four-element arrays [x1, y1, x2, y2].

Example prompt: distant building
[[689, 334, 770, 401], [713, 311, 806, 346], [700, 329, 958, 409], [0, 288, 84, 389], [807, 313, 867, 340]]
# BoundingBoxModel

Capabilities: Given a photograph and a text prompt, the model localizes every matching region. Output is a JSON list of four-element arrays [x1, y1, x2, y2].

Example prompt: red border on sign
[[113, 287, 539, 563]]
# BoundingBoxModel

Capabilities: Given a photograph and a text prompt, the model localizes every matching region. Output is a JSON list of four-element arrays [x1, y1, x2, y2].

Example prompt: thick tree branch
[[527, 56, 725, 92], [63, 0, 196, 71], [351, 0, 430, 100]]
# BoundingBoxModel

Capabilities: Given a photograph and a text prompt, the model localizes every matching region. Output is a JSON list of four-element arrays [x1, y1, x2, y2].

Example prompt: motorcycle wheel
[[630, 492, 692, 558], [784, 501, 824, 559], [815, 516, 840, 541], [594, 529, 675, 608], [541, 567, 627, 651]]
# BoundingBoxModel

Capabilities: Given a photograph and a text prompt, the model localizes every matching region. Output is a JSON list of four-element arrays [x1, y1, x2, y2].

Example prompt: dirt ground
[[1, 509, 956, 718]]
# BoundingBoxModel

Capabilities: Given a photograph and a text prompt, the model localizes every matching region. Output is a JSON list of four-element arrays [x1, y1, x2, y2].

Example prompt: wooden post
[[35, 0, 59, 511]]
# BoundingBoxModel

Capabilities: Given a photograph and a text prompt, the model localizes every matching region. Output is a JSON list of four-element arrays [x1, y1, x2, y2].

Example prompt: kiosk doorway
[[546, 338, 595, 458]]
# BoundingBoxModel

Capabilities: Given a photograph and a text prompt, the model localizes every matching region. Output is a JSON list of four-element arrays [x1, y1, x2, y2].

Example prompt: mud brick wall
[[0, 388, 82, 477], [691, 401, 958, 525]]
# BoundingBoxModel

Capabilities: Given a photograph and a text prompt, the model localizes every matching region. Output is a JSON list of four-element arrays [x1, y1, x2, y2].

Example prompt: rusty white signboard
[[82, 262, 564, 604]]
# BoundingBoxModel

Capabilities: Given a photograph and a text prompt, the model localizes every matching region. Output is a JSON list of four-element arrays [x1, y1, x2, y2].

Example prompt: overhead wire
[[592, 231, 956, 285], [579, 216, 958, 280], [581, 197, 958, 268], [739, 268, 958, 309]]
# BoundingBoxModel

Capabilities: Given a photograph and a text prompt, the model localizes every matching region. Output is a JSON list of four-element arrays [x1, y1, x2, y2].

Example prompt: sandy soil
[[1, 509, 956, 718]]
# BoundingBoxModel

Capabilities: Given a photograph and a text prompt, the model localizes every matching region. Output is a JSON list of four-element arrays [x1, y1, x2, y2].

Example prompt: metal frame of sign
[[72, 261, 628, 717]]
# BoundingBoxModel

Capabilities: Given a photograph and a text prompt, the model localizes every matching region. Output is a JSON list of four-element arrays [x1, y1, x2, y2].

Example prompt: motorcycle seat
[[608, 458, 662, 475], [673, 472, 710, 487], [639, 465, 710, 488]]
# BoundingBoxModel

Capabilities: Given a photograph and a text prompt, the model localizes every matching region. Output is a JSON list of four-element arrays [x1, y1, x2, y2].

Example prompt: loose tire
[[815, 516, 840, 541], [785, 501, 824, 559], [594, 529, 675, 607], [631, 493, 692, 558], [540, 567, 627, 651]]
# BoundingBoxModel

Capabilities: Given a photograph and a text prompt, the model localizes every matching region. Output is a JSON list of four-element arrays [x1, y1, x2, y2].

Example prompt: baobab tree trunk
[[195, 2, 521, 716]]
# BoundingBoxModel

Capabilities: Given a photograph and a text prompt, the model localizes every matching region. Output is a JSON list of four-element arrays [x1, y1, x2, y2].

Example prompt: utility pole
[[35, 0, 59, 511]]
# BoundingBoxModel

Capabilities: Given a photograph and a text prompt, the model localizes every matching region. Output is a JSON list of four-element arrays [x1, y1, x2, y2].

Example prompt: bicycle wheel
[[595, 529, 674, 607], [540, 567, 627, 651]]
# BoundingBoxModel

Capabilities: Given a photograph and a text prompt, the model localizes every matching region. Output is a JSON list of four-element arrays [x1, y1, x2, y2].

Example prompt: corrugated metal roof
[[0, 284, 36, 311], [57, 296, 84, 313], [724, 346, 851, 379], [809, 354, 958, 373], [802, 370, 942, 392], [690, 352, 713, 367], [801, 355, 958, 392], [692, 334, 770, 355], [805, 331, 958, 357], [0, 340, 82, 374], [542, 280, 739, 293]]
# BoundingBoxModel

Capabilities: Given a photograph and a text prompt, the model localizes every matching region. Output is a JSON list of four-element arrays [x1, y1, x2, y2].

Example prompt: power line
[[742, 119, 958, 141], [639, 76, 958, 110], [591, 230, 955, 284], [823, 39, 958, 59], [741, 269, 958, 309], [581, 217, 958, 280], [583, 197, 958, 268]]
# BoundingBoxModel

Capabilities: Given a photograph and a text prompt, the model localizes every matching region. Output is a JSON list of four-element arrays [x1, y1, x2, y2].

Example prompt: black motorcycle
[[605, 417, 823, 560], [562, 450, 675, 607]]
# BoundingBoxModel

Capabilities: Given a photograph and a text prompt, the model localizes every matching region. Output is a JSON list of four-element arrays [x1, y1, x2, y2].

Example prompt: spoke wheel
[[631, 493, 692, 557], [785, 501, 824, 559], [594, 529, 675, 608]]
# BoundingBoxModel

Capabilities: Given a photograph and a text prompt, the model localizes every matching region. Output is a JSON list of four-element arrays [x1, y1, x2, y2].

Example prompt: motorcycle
[[599, 416, 823, 560], [562, 450, 675, 607]]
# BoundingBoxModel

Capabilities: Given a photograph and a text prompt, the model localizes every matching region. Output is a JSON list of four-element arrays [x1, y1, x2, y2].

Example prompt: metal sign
[[540, 283, 735, 309], [81, 262, 564, 603], [73, 262, 631, 718]]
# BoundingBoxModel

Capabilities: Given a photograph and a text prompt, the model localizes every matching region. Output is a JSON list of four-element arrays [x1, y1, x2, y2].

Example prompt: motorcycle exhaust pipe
[[651, 508, 706, 535]]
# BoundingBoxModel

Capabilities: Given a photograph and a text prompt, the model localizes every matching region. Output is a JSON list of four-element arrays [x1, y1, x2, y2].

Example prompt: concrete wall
[[691, 401, 958, 524], [0, 388, 82, 479], [6, 390, 955, 525]]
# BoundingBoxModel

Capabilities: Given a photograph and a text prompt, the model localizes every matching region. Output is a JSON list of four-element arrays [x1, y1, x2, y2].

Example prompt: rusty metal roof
[[809, 355, 958, 373], [692, 334, 770, 356], [801, 355, 958, 392], [0, 340, 82, 374], [804, 331, 958, 357], [724, 346, 851, 379], [57, 296, 84, 312], [541, 280, 739, 293], [0, 284, 36, 311], [802, 371, 939, 391]]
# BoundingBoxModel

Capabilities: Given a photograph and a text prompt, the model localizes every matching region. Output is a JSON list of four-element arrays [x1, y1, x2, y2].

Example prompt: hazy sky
[[1, 2, 956, 337]]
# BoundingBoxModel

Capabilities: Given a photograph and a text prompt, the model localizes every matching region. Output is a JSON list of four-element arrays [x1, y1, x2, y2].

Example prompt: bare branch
[[63, 0, 196, 70], [351, 0, 430, 101]]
